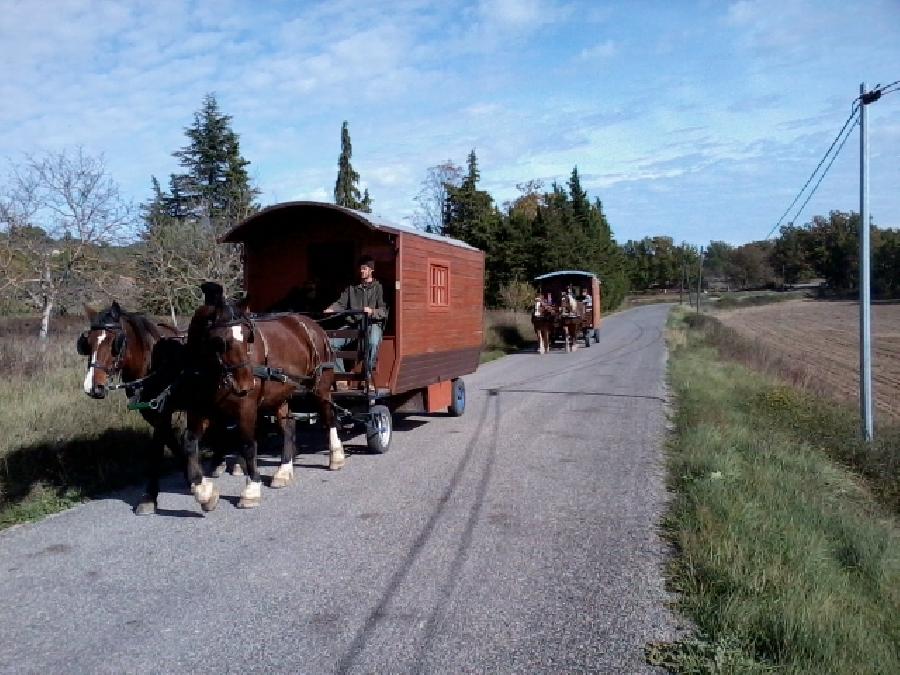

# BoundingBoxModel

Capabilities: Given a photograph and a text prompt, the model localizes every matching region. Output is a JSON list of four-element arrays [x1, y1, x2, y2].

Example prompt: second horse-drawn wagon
[[533, 270, 602, 351], [222, 201, 486, 453]]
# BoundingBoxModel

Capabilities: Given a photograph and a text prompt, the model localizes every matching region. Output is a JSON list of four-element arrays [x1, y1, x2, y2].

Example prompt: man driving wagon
[[324, 254, 388, 390]]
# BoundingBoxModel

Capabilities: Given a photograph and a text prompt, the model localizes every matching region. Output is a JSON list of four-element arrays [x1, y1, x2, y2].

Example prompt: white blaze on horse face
[[231, 325, 244, 342], [533, 299, 542, 317], [82, 330, 107, 394]]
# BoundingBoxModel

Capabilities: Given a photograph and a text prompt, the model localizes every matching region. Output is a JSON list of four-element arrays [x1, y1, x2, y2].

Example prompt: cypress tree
[[334, 121, 371, 212]]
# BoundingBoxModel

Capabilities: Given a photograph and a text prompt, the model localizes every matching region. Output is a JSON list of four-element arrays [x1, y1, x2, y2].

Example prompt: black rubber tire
[[448, 378, 466, 416], [366, 404, 392, 454]]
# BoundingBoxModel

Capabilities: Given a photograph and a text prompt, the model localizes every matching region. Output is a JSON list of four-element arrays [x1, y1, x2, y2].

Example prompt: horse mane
[[97, 304, 163, 353]]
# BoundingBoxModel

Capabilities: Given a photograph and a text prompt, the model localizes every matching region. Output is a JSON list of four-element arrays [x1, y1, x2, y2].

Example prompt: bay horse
[[182, 282, 340, 512], [531, 296, 555, 354], [78, 301, 191, 515]]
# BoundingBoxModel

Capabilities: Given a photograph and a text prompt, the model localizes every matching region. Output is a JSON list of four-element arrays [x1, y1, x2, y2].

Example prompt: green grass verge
[[652, 310, 900, 674]]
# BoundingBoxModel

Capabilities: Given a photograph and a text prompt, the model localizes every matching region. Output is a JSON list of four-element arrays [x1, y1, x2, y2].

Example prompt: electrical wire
[[785, 115, 859, 229], [766, 103, 860, 239]]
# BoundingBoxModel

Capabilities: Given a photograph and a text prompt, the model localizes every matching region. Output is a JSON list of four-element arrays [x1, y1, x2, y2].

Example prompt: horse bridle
[[207, 317, 258, 397], [78, 322, 128, 380]]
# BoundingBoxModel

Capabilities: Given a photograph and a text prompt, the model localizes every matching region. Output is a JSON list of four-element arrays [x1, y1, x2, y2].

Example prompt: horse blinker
[[77, 333, 91, 356], [112, 332, 126, 357]]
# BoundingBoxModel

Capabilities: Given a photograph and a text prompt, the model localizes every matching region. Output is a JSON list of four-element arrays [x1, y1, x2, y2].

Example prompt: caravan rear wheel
[[448, 378, 466, 416], [366, 405, 392, 454]]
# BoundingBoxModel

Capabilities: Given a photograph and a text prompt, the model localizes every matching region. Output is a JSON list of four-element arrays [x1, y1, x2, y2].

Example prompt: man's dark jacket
[[327, 280, 388, 323]]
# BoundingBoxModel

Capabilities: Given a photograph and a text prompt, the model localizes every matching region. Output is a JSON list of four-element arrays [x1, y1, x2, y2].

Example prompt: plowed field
[[715, 299, 900, 422]]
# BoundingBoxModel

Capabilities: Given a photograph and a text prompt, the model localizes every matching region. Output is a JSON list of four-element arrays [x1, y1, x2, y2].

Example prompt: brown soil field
[[715, 299, 900, 422]]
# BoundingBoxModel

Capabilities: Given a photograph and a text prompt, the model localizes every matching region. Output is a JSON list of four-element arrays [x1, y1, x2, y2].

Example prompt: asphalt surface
[[0, 303, 681, 674]]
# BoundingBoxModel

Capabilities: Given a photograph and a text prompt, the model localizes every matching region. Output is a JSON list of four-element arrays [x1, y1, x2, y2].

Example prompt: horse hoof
[[201, 486, 220, 512], [231, 463, 244, 476], [237, 496, 260, 509], [211, 462, 226, 478], [134, 499, 156, 516], [329, 458, 345, 471], [270, 475, 292, 489]]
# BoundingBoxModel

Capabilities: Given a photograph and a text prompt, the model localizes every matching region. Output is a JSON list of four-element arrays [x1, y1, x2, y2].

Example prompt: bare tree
[[138, 190, 248, 321], [0, 149, 132, 339], [409, 160, 463, 233]]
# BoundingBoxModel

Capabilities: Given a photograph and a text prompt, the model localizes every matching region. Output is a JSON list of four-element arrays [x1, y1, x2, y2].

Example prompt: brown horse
[[78, 302, 192, 514], [182, 282, 340, 512], [531, 297, 555, 354]]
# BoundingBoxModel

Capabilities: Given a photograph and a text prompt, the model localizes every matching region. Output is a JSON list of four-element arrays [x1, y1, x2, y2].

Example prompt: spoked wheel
[[366, 404, 392, 454], [448, 378, 466, 416]]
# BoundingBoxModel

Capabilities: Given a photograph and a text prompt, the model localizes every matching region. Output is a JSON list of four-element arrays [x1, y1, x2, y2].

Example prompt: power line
[[766, 102, 860, 239], [786, 115, 859, 228]]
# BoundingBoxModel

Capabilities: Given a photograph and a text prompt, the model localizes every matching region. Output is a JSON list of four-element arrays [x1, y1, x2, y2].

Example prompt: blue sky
[[2, 0, 898, 247]]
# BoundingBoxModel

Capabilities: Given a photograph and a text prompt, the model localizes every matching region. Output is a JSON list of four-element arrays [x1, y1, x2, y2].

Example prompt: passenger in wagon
[[324, 255, 388, 384], [581, 288, 593, 313]]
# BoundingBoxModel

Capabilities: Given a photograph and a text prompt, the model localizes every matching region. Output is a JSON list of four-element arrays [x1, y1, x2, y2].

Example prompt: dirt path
[[716, 299, 900, 422]]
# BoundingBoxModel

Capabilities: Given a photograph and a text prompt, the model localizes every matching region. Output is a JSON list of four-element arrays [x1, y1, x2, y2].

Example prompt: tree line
[[3, 93, 897, 339], [622, 212, 899, 297]]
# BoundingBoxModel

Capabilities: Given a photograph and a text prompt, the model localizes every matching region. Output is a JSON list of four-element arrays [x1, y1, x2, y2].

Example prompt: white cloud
[[578, 40, 616, 61]]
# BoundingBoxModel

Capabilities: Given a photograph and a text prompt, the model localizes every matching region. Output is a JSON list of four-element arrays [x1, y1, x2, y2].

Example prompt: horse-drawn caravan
[[78, 201, 485, 513], [532, 270, 602, 353], [221, 201, 485, 450]]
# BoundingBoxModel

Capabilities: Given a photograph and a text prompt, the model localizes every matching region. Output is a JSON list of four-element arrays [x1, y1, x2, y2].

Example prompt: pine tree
[[443, 150, 504, 301], [136, 93, 259, 314], [169, 93, 257, 227], [334, 121, 371, 212]]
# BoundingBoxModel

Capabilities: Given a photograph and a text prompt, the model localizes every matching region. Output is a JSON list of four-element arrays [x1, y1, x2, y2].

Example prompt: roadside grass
[[0, 325, 157, 529], [650, 309, 900, 673], [684, 313, 899, 509], [482, 309, 533, 363]]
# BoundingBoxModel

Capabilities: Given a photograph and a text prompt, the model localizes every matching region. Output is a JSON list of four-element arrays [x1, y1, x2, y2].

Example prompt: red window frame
[[428, 260, 450, 309]]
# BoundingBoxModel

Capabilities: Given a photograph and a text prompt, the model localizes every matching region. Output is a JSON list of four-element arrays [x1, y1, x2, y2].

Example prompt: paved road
[[0, 304, 680, 673]]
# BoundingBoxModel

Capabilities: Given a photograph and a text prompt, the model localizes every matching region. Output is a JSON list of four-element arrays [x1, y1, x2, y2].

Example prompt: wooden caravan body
[[223, 201, 484, 413]]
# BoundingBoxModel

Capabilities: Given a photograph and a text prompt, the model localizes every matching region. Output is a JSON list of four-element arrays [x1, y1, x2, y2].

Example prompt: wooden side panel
[[592, 276, 602, 328], [395, 347, 481, 393], [397, 235, 484, 359], [426, 380, 452, 412], [372, 336, 396, 389]]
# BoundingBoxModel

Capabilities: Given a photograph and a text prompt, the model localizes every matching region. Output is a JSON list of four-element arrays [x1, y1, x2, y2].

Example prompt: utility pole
[[859, 82, 877, 441], [696, 246, 704, 314], [679, 245, 686, 305]]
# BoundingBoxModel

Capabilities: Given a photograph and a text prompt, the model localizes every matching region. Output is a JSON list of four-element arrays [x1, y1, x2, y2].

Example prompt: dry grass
[[0, 317, 154, 526], [715, 299, 900, 422], [482, 309, 534, 362]]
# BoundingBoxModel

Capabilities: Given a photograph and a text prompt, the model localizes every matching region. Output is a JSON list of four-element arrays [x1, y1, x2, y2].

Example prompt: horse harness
[[211, 314, 334, 397]]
